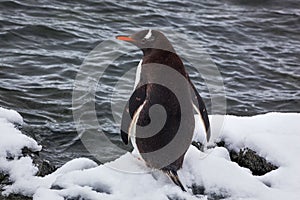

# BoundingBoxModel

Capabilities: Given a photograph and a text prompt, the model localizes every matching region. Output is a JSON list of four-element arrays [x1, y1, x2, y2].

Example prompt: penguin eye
[[141, 38, 147, 44], [148, 36, 155, 42]]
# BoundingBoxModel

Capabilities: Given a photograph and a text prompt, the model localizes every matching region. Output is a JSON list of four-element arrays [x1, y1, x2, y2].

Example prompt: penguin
[[116, 29, 210, 192]]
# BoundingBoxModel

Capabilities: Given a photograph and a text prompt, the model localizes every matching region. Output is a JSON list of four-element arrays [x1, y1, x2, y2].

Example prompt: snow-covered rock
[[1, 107, 299, 200]]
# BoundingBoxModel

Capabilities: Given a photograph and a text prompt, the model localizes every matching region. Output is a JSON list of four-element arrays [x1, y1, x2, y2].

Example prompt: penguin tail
[[165, 170, 186, 192], [191, 141, 205, 151]]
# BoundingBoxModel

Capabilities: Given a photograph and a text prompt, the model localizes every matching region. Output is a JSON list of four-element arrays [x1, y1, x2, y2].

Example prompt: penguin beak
[[116, 35, 135, 42]]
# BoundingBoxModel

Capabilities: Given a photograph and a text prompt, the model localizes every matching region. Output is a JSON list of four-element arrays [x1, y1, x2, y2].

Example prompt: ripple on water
[[0, 0, 299, 166]]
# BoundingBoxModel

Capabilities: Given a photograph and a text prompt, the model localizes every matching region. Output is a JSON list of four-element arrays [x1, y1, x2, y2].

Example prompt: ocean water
[[0, 0, 299, 166]]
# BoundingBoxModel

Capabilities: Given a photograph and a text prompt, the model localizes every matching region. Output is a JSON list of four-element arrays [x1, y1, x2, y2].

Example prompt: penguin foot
[[165, 170, 186, 192]]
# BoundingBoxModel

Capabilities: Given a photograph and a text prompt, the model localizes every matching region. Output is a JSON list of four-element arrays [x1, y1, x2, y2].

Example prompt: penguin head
[[116, 29, 175, 55]]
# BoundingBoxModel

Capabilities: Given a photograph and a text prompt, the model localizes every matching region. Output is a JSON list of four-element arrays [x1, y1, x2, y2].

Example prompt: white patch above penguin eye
[[144, 29, 152, 40]]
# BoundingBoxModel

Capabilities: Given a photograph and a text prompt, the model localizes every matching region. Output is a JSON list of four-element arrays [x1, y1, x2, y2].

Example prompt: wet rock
[[217, 141, 278, 175]]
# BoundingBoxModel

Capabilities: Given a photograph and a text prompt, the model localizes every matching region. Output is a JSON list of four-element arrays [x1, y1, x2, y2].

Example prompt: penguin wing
[[189, 81, 211, 142], [120, 84, 147, 144]]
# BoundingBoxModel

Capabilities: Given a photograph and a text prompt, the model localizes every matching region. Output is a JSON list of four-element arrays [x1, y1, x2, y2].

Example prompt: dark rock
[[65, 196, 82, 200], [50, 184, 64, 190], [207, 192, 229, 200], [230, 148, 278, 176], [167, 195, 186, 200], [0, 194, 32, 200], [0, 173, 11, 195], [216, 141, 225, 147], [21, 147, 56, 177], [190, 184, 205, 195], [51, 183, 111, 195], [0, 174, 9, 185], [0, 147, 56, 199], [0, 175, 11, 193], [91, 186, 111, 194], [1, 176, 31, 200], [189, 184, 228, 200], [217, 141, 278, 175]]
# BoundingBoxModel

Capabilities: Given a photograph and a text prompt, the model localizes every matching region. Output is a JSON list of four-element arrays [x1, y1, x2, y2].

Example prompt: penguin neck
[[142, 48, 175, 58], [141, 48, 188, 80]]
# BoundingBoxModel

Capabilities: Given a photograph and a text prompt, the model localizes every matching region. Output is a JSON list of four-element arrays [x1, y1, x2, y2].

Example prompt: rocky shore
[[1, 140, 278, 200], [0, 147, 56, 200]]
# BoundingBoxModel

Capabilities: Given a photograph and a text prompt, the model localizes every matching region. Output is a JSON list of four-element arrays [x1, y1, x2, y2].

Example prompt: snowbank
[[1, 107, 299, 200]]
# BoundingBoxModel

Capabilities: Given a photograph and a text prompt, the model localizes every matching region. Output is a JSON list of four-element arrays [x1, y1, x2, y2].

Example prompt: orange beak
[[116, 35, 135, 42]]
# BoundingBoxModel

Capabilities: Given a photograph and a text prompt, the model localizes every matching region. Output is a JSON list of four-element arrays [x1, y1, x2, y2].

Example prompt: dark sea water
[[0, 0, 299, 166]]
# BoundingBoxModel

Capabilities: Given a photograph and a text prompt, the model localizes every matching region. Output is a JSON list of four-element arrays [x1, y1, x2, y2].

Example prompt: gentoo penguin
[[116, 30, 210, 191]]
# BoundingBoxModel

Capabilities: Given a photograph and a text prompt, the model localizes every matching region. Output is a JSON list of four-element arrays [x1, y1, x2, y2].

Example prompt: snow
[[0, 107, 23, 125], [1, 106, 300, 200], [218, 113, 300, 200], [0, 107, 41, 162], [192, 114, 208, 145], [0, 107, 41, 157]]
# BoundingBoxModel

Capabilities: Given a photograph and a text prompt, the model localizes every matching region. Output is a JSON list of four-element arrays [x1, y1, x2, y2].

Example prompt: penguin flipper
[[189, 81, 211, 142], [120, 129, 129, 145], [120, 84, 147, 145], [165, 170, 186, 192]]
